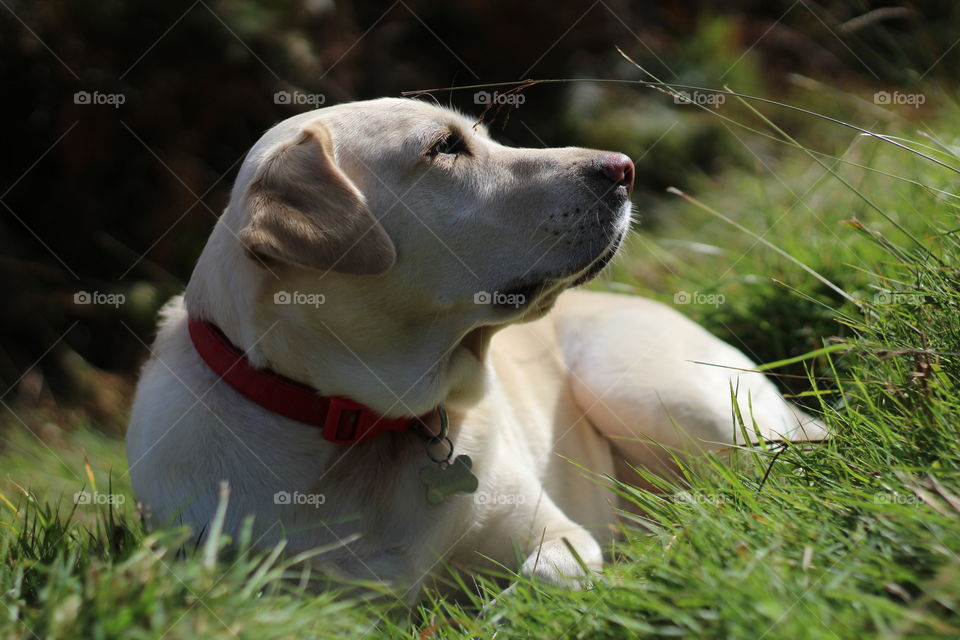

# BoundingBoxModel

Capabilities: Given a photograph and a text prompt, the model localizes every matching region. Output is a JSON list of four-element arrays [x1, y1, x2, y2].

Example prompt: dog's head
[[187, 98, 633, 414]]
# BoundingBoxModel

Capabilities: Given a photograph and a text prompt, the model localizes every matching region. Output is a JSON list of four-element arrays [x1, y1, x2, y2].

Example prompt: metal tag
[[420, 454, 478, 505]]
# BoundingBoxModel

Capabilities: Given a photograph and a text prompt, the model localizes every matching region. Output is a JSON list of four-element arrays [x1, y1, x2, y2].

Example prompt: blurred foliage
[[2, 0, 960, 421]]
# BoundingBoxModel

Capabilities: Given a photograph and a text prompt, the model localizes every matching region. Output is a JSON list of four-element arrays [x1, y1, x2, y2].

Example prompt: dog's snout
[[597, 153, 634, 195]]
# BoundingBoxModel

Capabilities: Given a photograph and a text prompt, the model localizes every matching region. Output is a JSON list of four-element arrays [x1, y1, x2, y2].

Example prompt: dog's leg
[[476, 490, 602, 629], [554, 291, 827, 474], [483, 488, 603, 587]]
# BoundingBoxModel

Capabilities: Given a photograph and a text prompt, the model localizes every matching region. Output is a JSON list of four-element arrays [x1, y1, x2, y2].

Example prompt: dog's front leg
[[478, 490, 602, 625], [521, 532, 602, 588], [521, 523, 603, 588], [491, 489, 604, 588]]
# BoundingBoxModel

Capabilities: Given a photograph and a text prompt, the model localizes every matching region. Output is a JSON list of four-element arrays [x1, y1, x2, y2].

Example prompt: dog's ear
[[238, 121, 396, 274]]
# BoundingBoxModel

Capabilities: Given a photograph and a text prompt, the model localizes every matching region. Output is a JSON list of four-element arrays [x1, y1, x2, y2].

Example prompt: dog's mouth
[[568, 231, 624, 287], [493, 229, 626, 312]]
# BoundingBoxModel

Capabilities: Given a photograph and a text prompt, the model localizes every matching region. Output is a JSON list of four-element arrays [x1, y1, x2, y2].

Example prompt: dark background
[[2, 0, 957, 427]]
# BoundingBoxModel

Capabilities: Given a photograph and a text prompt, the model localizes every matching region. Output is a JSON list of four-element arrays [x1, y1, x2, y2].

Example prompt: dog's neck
[[184, 221, 492, 418], [247, 315, 491, 418]]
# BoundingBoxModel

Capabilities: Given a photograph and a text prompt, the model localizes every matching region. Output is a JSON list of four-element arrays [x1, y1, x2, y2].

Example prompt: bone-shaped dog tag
[[420, 455, 478, 505]]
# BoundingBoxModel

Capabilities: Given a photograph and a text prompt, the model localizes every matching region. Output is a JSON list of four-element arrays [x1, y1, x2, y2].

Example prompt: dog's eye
[[428, 132, 468, 157]]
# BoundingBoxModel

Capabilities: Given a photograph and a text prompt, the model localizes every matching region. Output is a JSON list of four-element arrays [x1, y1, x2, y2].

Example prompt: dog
[[126, 97, 824, 602]]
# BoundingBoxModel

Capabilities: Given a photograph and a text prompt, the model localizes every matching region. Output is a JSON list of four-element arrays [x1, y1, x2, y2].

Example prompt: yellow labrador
[[126, 98, 823, 600]]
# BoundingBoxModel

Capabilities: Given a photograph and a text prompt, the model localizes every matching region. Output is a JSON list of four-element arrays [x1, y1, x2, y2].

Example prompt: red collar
[[187, 317, 416, 444]]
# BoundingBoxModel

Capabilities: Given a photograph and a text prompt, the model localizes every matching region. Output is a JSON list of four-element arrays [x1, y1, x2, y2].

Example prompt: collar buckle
[[323, 396, 369, 443]]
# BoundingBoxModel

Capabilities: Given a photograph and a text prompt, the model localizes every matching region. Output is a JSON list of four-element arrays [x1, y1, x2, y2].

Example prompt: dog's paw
[[520, 539, 598, 589]]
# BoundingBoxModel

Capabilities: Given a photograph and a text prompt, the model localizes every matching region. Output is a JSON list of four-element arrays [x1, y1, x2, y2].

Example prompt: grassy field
[[3, 87, 960, 638]]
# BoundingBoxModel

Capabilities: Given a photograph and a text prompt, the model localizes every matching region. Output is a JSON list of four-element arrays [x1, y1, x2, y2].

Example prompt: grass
[[3, 87, 960, 638]]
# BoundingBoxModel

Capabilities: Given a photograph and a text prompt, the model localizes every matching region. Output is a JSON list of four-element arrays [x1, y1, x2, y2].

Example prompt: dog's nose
[[597, 153, 634, 195]]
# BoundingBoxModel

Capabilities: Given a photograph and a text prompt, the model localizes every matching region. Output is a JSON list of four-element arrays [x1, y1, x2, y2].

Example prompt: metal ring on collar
[[413, 403, 449, 441], [425, 436, 454, 465]]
